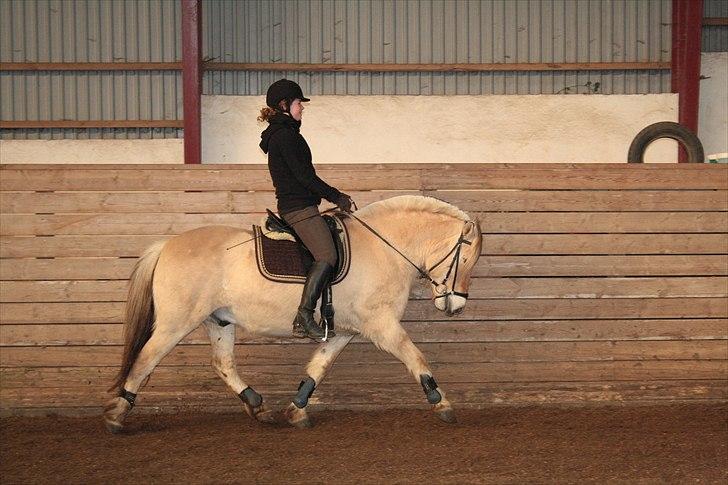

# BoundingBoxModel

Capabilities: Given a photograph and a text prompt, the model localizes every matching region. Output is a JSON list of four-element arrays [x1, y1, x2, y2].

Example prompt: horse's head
[[427, 218, 482, 317]]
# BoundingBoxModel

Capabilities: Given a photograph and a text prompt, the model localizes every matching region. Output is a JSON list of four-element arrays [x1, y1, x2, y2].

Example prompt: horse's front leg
[[367, 320, 456, 423], [285, 334, 355, 428]]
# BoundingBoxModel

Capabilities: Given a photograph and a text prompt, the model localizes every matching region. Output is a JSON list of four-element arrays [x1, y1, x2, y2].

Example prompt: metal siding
[[2, 0, 679, 141], [703, 0, 728, 52], [201, 0, 672, 96], [1, 0, 182, 140]]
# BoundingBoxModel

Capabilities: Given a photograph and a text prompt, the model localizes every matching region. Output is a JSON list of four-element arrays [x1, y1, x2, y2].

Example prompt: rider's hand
[[335, 193, 353, 213]]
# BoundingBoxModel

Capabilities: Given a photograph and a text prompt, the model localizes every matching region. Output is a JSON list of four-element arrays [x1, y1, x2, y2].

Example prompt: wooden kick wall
[[0, 163, 726, 415]]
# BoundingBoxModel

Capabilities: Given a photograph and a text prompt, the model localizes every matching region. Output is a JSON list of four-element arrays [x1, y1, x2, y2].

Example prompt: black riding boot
[[292, 261, 334, 340]]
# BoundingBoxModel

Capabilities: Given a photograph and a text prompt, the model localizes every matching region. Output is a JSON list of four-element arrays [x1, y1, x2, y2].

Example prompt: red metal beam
[[671, 0, 703, 162], [181, 0, 202, 165]]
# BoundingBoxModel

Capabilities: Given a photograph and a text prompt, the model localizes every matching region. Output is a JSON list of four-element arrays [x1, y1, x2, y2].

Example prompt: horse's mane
[[356, 195, 471, 221]]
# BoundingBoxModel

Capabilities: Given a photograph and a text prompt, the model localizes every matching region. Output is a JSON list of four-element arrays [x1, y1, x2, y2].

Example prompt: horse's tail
[[109, 240, 166, 393]]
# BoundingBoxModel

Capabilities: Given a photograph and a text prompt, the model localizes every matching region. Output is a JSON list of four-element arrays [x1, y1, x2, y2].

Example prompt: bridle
[[347, 212, 476, 301]]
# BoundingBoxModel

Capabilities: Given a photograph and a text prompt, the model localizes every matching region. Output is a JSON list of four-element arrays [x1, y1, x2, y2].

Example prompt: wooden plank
[[0, 62, 182, 71], [475, 255, 728, 277], [474, 212, 728, 233], [2, 380, 725, 411], [3, 233, 726, 258], [0, 258, 136, 281], [0, 191, 236, 214], [2, 297, 726, 325], [429, 277, 728, 299], [2, 255, 726, 280], [4, 211, 725, 236], [426, 190, 728, 212], [2, 164, 726, 191], [2, 319, 726, 346], [0, 167, 422, 191], [478, 234, 728, 254], [3, 277, 726, 303], [0, 280, 128, 302], [0, 213, 257, 236], [2, 341, 725, 368], [420, 165, 728, 190], [3, 190, 725, 214], [0, 235, 170, 257], [0, 120, 184, 129], [0, 360, 728, 386]]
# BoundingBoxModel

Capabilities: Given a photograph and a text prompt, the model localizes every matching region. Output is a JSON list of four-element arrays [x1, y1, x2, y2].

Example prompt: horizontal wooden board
[[0, 190, 420, 214], [2, 341, 726, 369], [428, 190, 728, 212], [0, 360, 728, 396], [3, 277, 726, 303], [3, 233, 726, 258], [2, 255, 726, 281], [2, 380, 726, 410], [2, 164, 726, 191], [3, 190, 726, 214], [475, 255, 728, 277], [4, 211, 727, 236], [2, 319, 726, 346], [419, 165, 728, 190], [2, 297, 726, 325]]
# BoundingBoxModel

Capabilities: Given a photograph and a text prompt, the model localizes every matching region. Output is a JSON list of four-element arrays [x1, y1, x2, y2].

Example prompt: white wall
[[0, 139, 183, 164], [203, 94, 678, 164], [1, 94, 680, 164], [699, 52, 728, 157]]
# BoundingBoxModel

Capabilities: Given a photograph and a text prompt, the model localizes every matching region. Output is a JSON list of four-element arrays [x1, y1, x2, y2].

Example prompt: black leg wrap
[[420, 374, 442, 404], [239, 387, 263, 408], [293, 377, 316, 409], [120, 389, 137, 408]]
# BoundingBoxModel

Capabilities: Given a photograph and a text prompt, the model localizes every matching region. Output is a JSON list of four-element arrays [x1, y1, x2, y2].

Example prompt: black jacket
[[260, 113, 342, 214]]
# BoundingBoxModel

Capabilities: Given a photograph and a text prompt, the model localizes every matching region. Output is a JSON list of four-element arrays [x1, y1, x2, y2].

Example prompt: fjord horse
[[104, 195, 482, 432]]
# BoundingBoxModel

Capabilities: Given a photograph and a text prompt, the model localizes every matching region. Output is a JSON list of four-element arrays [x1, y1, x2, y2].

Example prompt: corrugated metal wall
[[204, 0, 672, 96], [703, 0, 728, 52], [0, 0, 182, 140], [0, 0, 683, 141]]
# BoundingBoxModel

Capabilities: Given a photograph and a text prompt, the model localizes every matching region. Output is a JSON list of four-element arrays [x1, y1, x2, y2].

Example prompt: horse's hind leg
[[367, 320, 456, 423], [104, 311, 199, 433], [285, 334, 355, 428], [203, 320, 276, 424]]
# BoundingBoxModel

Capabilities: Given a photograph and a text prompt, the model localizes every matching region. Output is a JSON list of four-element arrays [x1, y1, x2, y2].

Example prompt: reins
[[345, 208, 473, 301], [225, 203, 474, 301]]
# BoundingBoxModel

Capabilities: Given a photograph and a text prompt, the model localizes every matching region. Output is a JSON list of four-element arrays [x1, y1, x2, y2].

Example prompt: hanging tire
[[627, 121, 704, 163]]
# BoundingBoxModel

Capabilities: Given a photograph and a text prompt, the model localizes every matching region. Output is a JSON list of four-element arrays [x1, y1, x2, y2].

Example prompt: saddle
[[253, 209, 351, 285]]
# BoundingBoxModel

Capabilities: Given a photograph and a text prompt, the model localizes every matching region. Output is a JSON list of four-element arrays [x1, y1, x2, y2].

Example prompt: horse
[[103, 195, 483, 432]]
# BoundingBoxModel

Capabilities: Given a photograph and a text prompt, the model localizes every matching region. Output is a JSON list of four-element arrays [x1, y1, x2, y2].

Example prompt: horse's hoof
[[244, 402, 276, 424], [436, 408, 457, 424], [254, 407, 278, 424], [284, 402, 312, 429], [103, 397, 132, 434]]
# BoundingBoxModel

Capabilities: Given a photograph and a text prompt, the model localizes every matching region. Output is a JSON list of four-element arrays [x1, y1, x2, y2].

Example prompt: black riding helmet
[[266, 79, 310, 113]]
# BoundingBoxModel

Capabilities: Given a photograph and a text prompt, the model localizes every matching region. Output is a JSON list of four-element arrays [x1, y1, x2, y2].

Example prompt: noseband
[[347, 213, 475, 301], [427, 228, 472, 301]]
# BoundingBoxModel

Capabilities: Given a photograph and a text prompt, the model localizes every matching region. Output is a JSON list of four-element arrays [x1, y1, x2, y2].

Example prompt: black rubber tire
[[627, 121, 704, 163]]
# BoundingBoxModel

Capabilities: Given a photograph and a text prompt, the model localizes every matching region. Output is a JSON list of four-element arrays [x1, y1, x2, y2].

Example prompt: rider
[[258, 79, 354, 341]]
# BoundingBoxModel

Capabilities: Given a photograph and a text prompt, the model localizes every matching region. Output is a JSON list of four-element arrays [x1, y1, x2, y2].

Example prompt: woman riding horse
[[258, 79, 354, 341]]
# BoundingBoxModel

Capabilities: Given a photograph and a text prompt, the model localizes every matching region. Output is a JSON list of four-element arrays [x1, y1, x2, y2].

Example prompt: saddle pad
[[253, 214, 351, 284]]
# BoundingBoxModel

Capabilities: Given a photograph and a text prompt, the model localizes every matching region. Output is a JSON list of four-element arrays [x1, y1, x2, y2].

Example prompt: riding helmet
[[266, 79, 310, 109]]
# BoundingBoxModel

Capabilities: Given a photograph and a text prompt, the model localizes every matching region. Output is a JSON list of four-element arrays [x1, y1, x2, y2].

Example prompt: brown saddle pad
[[253, 214, 351, 284]]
